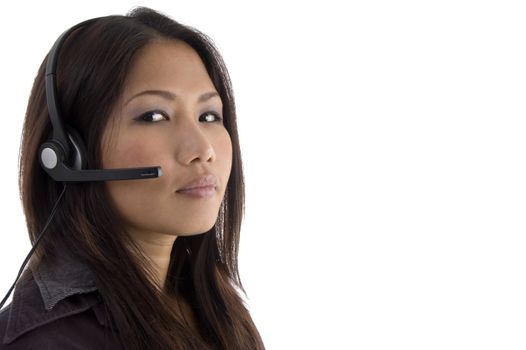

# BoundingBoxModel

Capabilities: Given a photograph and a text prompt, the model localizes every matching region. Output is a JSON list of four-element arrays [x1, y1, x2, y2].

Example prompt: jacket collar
[[2, 249, 113, 345], [32, 249, 98, 311]]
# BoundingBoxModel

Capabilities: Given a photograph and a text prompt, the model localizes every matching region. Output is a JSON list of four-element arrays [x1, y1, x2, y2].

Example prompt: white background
[[1, 1, 525, 349]]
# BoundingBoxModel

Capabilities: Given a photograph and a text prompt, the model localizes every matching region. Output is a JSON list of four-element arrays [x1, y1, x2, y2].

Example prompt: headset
[[0, 16, 163, 309]]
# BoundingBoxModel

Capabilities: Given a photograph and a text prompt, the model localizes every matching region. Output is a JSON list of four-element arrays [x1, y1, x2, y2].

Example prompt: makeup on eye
[[134, 109, 223, 123]]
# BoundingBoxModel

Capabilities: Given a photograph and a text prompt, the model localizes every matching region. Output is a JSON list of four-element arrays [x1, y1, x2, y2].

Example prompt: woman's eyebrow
[[125, 90, 220, 105]]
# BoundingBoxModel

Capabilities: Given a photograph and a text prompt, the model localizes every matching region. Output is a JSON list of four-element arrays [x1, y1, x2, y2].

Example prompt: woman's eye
[[200, 111, 223, 123], [136, 110, 169, 123]]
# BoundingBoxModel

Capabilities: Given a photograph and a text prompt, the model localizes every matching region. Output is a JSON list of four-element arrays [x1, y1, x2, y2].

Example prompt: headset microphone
[[0, 16, 163, 310]]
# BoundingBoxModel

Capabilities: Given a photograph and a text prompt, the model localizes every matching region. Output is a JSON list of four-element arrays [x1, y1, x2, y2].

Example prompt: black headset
[[40, 16, 162, 182], [0, 16, 163, 309]]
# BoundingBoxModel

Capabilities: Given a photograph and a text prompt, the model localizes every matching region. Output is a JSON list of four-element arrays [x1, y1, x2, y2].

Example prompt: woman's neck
[[127, 229, 178, 289]]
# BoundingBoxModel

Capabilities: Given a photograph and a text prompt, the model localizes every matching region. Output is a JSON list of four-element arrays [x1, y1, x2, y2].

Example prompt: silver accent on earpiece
[[41, 148, 58, 169]]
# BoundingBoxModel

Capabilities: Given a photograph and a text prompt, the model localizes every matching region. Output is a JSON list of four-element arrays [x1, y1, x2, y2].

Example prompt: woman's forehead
[[122, 40, 216, 100]]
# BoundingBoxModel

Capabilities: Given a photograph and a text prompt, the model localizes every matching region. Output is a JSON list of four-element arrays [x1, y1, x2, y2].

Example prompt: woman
[[0, 6, 265, 350]]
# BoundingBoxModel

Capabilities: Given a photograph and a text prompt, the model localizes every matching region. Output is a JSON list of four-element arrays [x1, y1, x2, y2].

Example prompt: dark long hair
[[18, 7, 264, 350]]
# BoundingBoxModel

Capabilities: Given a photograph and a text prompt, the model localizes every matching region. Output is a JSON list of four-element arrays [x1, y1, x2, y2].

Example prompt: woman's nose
[[174, 118, 216, 164]]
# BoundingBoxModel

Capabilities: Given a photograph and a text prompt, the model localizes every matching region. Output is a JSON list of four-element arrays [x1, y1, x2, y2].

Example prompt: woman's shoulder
[[0, 268, 121, 349], [0, 299, 119, 349]]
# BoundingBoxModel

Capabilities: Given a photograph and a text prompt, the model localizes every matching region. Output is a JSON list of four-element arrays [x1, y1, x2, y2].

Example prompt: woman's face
[[101, 39, 232, 239]]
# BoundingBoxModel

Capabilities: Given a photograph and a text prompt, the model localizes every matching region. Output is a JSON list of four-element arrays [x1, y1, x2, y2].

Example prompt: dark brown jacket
[[0, 250, 122, 349]]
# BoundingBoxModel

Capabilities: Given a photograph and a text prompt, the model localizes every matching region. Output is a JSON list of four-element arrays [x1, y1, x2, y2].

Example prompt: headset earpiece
[[39, 125, 86, 174]]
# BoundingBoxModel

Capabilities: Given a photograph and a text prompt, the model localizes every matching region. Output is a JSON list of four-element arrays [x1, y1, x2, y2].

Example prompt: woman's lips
[[176, 185, 216, 198]]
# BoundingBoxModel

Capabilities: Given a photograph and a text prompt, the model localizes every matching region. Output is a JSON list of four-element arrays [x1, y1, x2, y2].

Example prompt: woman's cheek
[[114, 140, 159, 167]]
